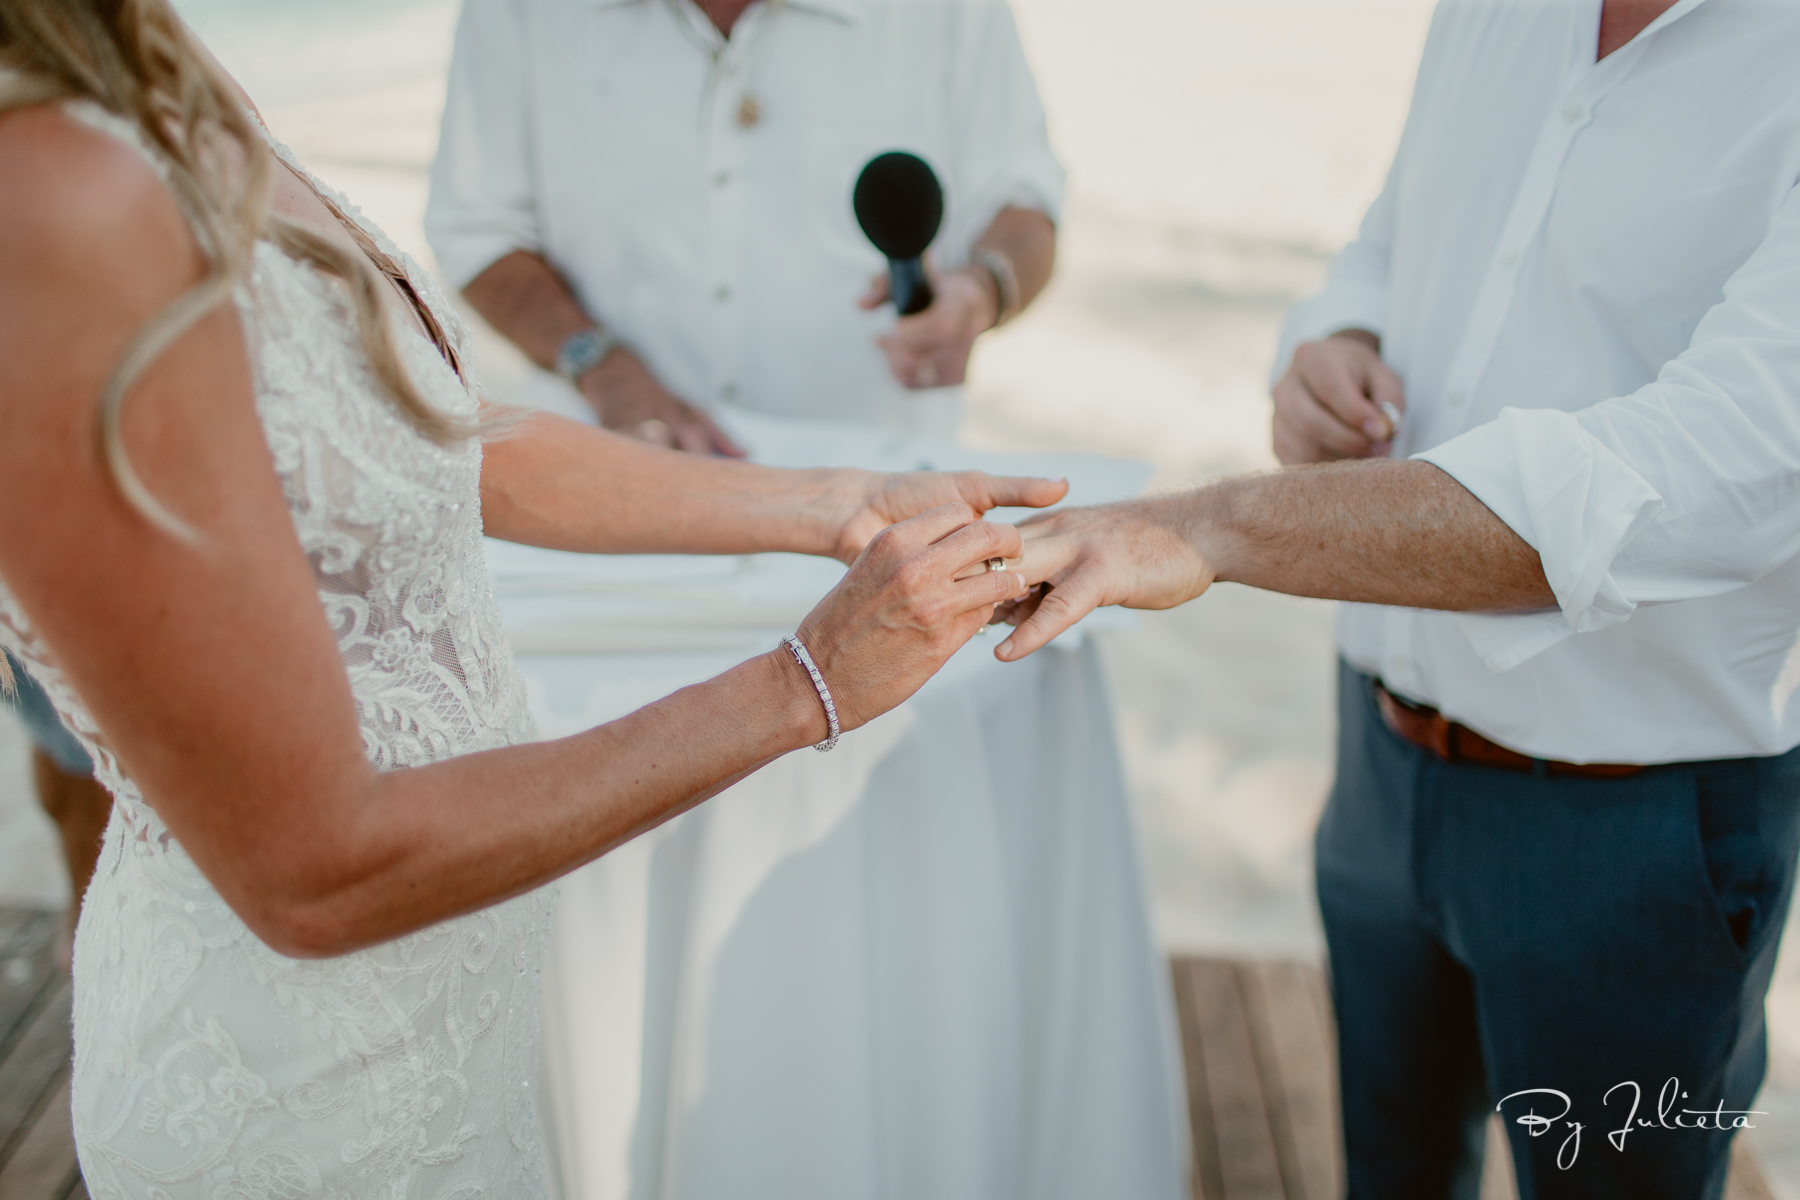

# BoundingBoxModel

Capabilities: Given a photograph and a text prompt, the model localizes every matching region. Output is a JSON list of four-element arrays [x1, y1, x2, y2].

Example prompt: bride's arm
[[478, 411, 1069, 564], [0, 108, 1030, 959]]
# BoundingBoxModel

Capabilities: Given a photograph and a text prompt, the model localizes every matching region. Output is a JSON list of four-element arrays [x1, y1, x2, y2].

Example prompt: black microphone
[[853, 151, 944, 317]]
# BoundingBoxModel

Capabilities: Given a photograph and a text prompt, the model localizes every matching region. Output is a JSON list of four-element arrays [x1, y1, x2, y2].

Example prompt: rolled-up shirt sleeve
[[937, 0, 1066, 262], [424, 0, 542, 290], [1419, 180, 1800, 670]]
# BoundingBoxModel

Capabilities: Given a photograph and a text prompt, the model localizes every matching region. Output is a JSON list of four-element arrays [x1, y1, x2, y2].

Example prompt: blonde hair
[[0, 0, 487, 694], [0, 0, 478, 535]]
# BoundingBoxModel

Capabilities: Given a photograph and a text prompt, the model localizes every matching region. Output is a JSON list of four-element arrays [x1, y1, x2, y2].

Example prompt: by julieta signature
[[1495, 1079, 1764, 1170]]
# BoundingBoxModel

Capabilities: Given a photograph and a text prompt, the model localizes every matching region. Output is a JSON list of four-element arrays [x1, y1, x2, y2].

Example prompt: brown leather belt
[[1374, 682, 1644, 779]]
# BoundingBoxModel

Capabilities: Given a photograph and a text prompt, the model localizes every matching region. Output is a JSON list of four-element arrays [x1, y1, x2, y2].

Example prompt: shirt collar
[[780, 0, 861, 22], [590, 0, 861, 23], [1649, 0, 1714, 33]]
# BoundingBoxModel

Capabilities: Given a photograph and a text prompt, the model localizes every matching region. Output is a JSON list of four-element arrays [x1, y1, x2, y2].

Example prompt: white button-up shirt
[[425, 0, 1062, 434], [1277, 0, 1800, 764]]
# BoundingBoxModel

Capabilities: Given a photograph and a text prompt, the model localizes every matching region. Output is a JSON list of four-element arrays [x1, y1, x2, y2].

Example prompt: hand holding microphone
[[853, 151, 1003, 390], [854, 152, 943, 315]]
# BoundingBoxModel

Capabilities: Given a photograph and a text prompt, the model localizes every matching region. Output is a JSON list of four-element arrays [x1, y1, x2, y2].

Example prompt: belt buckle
[[1431, 715, 1457, 763]]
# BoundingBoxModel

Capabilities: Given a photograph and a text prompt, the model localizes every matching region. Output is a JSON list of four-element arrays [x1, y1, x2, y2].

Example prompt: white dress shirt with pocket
[[1278, 0, 1800, 764], [426, 0, 1064, 436]]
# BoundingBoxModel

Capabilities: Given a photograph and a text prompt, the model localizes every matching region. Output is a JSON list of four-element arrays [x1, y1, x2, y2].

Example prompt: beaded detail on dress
[[0, 101, 555, 1199]]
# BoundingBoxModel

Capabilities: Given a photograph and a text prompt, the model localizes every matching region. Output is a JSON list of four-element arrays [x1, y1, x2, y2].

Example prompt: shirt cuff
[[1002, 180, 1064, 226], [1270, 284, 1388, 387], [1414, 407, 1665, 672]]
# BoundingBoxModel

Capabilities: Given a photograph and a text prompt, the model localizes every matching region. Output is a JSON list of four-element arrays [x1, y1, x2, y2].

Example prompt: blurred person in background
[[989, 1, 1800, 1197], [424, 0, 1061, 452], [427, 10, 1188, 1200], [2, 648, 110, 967]]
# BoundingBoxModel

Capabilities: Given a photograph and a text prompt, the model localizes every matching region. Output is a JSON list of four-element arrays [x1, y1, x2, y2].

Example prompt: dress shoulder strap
[[245, 109, 475, 372]]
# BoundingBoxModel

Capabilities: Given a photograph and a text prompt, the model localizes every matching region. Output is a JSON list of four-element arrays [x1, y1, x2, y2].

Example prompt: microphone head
[[853, 151, 944, 260]]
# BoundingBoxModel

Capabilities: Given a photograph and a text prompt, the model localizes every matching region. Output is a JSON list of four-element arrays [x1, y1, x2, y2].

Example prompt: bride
[[0, 3, 1062, 1196]]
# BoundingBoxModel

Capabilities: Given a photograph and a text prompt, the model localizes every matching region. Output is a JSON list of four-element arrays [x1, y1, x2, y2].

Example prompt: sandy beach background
[[3, 0, 1798, 1185]]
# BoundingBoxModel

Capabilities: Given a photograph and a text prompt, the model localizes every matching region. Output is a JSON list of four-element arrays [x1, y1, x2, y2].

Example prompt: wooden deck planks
[[1178, 958, 1287, 1199], [0, 1076, 79, 1200], [0, 911, 1780, 1200], [1172, 960, 1228, 1200], [0, 907, 78, 1200], [1173, 957, 1778, 1200], [1480, 1117, 1518, 1200], [1239, 960, 1342, 1200], [1730, 1139, 1779, 1200], [0, 977, 75, 1171], [0, 909, 60, 1070]]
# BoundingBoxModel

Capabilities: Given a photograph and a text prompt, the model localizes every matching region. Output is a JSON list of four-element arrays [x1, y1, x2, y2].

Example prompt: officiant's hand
[[580, 348, 746, 458], [861, 268, 994, 389], [794, 504, 1032, 734], [829, 470, 1069, 565], [990, 498, 1216, 661]]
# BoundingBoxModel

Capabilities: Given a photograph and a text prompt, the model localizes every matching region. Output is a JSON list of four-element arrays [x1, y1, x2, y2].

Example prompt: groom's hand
[[993, 498, 1215, 661], [832, 471, 1069, 564], [1272, 330, 1405, 465]]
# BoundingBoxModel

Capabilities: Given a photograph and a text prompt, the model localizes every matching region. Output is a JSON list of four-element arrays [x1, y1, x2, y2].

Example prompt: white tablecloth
[[490, 408, 1187, 1200]]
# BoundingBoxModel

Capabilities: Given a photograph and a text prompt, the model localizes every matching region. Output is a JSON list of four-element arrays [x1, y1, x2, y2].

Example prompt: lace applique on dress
[[0, 101, 555, 1200]]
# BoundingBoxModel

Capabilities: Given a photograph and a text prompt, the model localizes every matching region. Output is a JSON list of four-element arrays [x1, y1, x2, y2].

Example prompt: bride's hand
[[829, 470, 1069, 564], [990, 498, 1216, 662], [793, 503, 1031, 734]]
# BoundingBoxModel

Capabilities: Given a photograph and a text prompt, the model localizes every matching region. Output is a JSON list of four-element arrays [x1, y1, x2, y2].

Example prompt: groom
[[1003, 1, 1800, 1196]]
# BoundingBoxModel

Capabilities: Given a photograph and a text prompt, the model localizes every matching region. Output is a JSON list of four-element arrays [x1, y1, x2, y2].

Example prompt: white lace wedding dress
[[0, 102, 556, 1200]]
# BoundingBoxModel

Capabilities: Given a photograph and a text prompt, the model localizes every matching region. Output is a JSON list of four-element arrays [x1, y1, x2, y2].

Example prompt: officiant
[[425, 4, 1186, 1200], [425, 0, 1060, 452]]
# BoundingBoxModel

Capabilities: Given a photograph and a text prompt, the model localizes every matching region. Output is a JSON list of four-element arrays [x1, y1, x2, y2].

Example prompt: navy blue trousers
[[1318, 663, 1800, 1200]]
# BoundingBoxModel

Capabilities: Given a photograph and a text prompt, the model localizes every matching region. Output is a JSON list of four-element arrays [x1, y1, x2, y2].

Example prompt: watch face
[[559, 329, 612, 379]]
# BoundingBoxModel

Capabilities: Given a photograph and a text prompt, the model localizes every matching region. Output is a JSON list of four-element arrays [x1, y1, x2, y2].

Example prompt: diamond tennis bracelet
[[782, 634, 840, 752]]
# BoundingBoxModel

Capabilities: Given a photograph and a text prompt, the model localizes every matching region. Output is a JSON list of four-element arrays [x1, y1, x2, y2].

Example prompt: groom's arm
[[1188, 459, 1552, 611], [995, 458, 1551, 661]]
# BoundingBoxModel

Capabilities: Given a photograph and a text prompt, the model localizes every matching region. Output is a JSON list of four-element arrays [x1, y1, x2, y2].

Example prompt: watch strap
[[555, 326, 623, 382], [970, 248, 1021, 330]]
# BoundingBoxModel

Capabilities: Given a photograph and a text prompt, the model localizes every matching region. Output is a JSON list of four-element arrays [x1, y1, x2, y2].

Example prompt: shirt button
[[714, 284, 732, 302], [1501, 250, 1521, 269], [1561, 102, 1584, 124], [721, 382, 738, 399], [713, 170, 731, 188], [1446, 389, 1467, 406]]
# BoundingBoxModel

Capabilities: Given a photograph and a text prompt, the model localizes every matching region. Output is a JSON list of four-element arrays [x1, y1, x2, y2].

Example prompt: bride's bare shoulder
[[0, 103, 199, 293]]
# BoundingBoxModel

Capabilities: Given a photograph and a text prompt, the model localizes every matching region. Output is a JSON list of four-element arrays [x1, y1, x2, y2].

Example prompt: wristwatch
[[555, 326, 624, 383]]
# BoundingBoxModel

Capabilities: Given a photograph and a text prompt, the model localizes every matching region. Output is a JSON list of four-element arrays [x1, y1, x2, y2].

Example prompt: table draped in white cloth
[[487, 407, 1188, 1200]]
